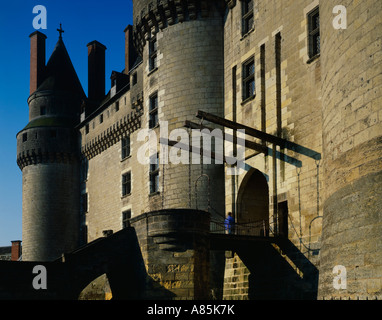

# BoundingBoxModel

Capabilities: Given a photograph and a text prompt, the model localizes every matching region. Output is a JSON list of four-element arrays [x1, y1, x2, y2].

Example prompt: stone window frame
[[40, 106, 47, 115], [122, 209, 131, 229], [149, 92, 159, 129], [122, 171, 132, 197], [81, 193, 88, 214], [121, 135, 131, 160], [242, 56, 256, 103], [307, 6, 320, 61], [149, 152, 160, 195], [148, 36, 158, 73], [241, 0, 254, 36]]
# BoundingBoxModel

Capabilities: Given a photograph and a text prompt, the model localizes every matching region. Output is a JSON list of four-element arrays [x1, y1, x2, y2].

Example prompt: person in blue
[[224, 212, 235, 234]]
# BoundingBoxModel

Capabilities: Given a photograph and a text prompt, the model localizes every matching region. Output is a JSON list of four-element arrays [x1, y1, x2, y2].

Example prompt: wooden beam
[[196, 110, 321, 161], [184, 120, 268, 154], [184, 120, 302, 168]]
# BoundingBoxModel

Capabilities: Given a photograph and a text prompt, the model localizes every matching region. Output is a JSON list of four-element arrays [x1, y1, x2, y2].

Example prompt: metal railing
[[210, 218, 275, 237]]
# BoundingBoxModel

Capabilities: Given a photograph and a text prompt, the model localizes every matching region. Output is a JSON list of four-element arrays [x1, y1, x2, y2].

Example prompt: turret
[[16, 29, 84, 261]]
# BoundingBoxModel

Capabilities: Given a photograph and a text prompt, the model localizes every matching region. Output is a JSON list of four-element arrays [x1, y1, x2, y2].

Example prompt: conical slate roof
[[37, 36, 85, 98]]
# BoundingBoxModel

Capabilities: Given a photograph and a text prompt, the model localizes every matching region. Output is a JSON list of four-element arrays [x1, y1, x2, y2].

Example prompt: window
[[81, 193, 88, 213], [81, 158, 89, 182], [308, 7, 320, 59], [122, 172, 131, 196], [149, 153, 159, 194], [115, 101, 119, 112], [122, 136, 131, 159], [132, 73, 137, 85], [122, 210, 131, 229], [99, 114, 103, 124], [40, 106, 46, 115], [149, 37, 158, 71], [149, 93, 159, 129], [242, 57, 255, 101], [242, 0, 254, 35], [22, 133, 27, 142], [85, 124, 89, 134]]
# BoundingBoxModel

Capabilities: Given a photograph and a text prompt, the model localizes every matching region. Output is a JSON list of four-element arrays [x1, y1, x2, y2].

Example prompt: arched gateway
[[237, 169, 270, 236]]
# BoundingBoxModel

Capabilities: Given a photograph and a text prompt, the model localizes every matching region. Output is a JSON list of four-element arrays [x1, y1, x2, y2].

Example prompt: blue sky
[[0, 0, 133, 246]]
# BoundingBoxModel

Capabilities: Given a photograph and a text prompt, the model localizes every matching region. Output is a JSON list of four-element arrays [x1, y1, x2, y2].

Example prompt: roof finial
[[57, 23, 64, 39]]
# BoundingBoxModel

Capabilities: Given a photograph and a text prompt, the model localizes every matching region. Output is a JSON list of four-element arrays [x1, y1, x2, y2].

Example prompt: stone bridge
[[0, 227, 148, 300]]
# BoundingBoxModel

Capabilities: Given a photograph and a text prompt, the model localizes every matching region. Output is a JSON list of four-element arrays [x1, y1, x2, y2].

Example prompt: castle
[[14, 0, 381, 300]]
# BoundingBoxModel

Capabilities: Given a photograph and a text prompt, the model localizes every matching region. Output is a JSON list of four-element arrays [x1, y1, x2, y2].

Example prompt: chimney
[[87, 40, 106, 103], [124, 25, 138, 74], [29, 31, 47, 95], [11, 240, 22, 261]]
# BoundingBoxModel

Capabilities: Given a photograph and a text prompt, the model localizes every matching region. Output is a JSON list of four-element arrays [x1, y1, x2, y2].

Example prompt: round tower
[[130, 0, 226, 299], [16, 32, 84, 261], [133, 0, 226, 217], [319, 1, 382, 298]]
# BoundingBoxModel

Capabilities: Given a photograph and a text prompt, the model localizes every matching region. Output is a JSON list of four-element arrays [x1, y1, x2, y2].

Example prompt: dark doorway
[[278, 201, 288, 237], [237, 169, 269, 236]]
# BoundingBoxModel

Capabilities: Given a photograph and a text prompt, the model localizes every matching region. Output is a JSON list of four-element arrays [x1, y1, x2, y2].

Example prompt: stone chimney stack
[[29, 31, 47, 95], [11, 240, 22, 261], [87, 40, 106, 103], [124, 25, 137, 74]]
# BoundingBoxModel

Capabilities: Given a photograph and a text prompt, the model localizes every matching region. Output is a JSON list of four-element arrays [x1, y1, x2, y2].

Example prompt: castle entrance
[[237, 169, 269, 236]]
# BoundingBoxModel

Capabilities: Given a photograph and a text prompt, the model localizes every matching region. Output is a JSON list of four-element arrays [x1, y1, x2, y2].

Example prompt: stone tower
[[16, 31, 84, 261], [318, 0, 382, 298], [132, 0, 226, 216], [127, 0, 227, 299]]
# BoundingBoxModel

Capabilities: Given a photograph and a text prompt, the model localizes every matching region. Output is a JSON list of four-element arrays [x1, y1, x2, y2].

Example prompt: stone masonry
[[16, 0, 381, 299]]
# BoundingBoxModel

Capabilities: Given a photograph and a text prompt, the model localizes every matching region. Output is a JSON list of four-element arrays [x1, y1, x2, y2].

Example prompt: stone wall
[[130, 209, 210, 300], [222, 0, 324, 299], [21, 162, 80, 261], [318, 0, 382, 299]]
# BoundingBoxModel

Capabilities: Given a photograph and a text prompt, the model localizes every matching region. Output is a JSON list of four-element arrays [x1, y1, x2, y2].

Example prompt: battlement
[[132, 0, 226, 53]]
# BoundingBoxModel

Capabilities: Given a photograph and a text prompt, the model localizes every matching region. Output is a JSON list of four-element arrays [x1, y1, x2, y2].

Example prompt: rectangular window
[[132, 73, 137, 85], [81, 193, 88, 213], [115, 101, 119, 112], [149, 153, 159, 194], [22, 133, 27, 142], [149, 37, 158, 71], [308, 7, 320, 58], [149, 93, 159, 129], [40, 106, 46, 115], [122, 210, 131, 229], [85, 124, 89, 134], [242, 57, 255, 101], [99, 114, 103, 124], [242, 0, 254, 35], [122, 172, 131, 196], [122, 136, 131, 159]]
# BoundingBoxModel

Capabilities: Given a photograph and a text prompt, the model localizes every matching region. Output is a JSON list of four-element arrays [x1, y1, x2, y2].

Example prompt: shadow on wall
[[236, 239, 319, 300]]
